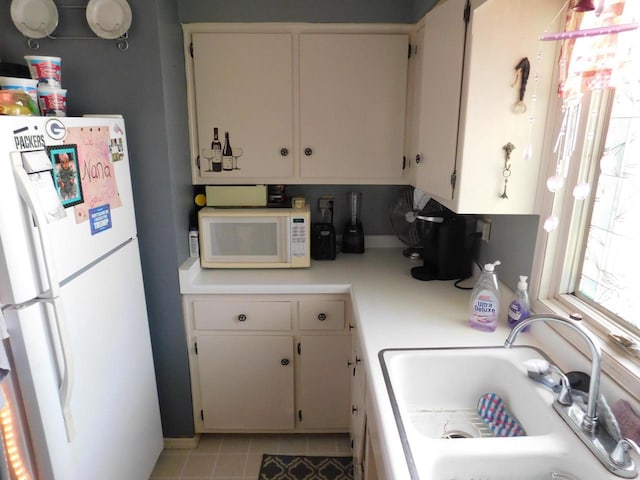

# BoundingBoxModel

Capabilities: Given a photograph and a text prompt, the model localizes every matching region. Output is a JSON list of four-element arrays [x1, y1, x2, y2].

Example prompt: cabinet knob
[[304, 147, 313, 156], [317, 313, 327, 321], [238, 314, 247, 322], [281, 358, 290, 366], [415, 153, 423, 164], [280, 148, 289, 157], [355, 356, 361, 365], [352, 405, 358, 414]]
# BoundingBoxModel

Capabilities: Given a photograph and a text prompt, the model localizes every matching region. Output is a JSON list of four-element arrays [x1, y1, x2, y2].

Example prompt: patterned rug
[[258, 454, 354, 480]]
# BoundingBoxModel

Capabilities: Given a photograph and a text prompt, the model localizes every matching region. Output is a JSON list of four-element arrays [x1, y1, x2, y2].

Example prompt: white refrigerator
[[0, 116, 163, 480]]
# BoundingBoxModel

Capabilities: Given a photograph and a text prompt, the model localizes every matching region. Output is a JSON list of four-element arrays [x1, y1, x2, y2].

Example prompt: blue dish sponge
[[477, 393, 526, 437]]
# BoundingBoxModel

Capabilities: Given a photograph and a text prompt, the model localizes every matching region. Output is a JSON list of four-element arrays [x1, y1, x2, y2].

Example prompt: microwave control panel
[[291, 216, 308, 257]]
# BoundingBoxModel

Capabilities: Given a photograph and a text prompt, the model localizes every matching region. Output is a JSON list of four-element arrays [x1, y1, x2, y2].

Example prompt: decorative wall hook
[[500, 142, 515, 199]]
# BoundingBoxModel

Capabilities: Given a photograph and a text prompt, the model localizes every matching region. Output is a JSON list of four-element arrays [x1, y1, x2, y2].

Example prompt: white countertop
[[179, 248, 616, 479]]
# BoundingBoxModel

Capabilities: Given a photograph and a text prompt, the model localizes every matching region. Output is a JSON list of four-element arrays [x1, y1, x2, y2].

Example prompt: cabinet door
[[414, 0, 468, 201], [350, 336, 366, 477], [453, 0, 563, 213], [298, 335, 351, 429], [192, 33, 294, 181], [196, 335, 294, 430], [363, 422, 380, 480], [299, 33, 409, 180]]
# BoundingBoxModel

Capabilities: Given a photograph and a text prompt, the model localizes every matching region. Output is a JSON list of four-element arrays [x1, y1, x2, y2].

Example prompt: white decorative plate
[[10, 0, 58, 39], [86, 0, 132, 40]]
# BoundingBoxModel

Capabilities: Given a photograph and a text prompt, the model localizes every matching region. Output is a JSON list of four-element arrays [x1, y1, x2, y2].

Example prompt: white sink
[[428, 449, 594, 479], [380, 346, 557, 438], [379, 346, 612, 480]]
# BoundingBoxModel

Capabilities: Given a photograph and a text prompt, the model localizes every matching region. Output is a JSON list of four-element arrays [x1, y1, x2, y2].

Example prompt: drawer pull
[[317, 313, 327, 321], [238, 314, 247, 322], [281, 358, 290, 366]]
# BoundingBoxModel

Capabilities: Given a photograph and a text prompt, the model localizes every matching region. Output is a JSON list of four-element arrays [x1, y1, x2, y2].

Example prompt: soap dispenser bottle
[[507, 275, 531, 329], [469, 260, 501, 332]]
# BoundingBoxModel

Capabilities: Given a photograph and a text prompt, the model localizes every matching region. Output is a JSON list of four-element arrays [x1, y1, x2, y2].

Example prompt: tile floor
[[149, 433, 352, 480]]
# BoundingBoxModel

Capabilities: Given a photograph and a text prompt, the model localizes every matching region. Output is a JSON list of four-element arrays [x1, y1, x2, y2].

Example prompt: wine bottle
[[211, 128, 222, 172], [222, 131, 233, 171]]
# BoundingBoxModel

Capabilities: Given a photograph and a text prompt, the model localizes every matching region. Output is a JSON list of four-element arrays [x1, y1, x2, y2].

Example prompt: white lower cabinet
[[298, 335, 351, 429], [183, 294, 351, 433], [350, 330, 381, 480], [196, 335, 295, 430], [363, 423, 381, 480], [350, 333, 366, 478]]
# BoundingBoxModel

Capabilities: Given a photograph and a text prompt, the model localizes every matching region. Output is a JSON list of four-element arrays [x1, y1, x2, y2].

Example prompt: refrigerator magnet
[[46, 144, 83, 208], [88, 204, 112, 235]]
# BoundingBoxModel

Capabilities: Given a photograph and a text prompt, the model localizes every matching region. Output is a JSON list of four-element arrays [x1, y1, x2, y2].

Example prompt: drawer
[[193, 301, 292, 331], [299, 300, 345, 330]]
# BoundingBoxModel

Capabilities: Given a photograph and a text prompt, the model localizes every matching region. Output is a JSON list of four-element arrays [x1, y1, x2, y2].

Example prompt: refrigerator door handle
[[11, 153, 76, 442]]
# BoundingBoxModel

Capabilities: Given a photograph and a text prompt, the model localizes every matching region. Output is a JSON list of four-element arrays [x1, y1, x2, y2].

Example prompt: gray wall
[[1, 0, 537, 438], [477, 215, 540, 291], [0, 0, 194, 437], [287, 185, 407, 234], [179, 0, 420, 23]]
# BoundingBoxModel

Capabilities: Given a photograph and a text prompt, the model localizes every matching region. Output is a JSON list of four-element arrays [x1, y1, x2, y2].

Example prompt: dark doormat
[[258, 454, 354, 480]]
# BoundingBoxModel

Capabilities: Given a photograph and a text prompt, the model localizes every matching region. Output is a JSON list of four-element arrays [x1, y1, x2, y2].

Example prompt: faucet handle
[[549, 364, 573, 406], [611, 438, 640, 468]]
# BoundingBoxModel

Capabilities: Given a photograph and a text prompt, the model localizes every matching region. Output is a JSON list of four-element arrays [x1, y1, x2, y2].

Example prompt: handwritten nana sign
[[65, 126, 122, 223]]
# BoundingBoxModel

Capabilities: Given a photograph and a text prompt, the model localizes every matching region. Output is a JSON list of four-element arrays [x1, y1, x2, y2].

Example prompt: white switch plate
[[476, 218, 492, 242]]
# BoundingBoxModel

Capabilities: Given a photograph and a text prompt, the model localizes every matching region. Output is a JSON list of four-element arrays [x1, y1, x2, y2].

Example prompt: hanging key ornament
[[500, 142, 515, 199]]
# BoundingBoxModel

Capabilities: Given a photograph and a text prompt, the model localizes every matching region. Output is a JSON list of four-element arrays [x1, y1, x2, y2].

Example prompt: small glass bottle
[[211, 128, 222, 172], [222, 131, 233, 171]]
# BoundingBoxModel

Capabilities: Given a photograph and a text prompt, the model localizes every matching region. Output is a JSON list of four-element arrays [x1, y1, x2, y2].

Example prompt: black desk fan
[[390, 186, 444, 259]]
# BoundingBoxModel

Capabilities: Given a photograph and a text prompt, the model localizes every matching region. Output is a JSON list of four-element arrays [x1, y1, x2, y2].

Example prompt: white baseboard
[[164, 435, 200, 450]]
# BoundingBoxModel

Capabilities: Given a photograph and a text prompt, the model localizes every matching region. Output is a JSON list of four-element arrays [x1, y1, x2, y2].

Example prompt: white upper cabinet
[[410, 0, 564, 214], [299, 33, 409, 181], [191, 32, 295, 180], [184, 24, 411, 185]]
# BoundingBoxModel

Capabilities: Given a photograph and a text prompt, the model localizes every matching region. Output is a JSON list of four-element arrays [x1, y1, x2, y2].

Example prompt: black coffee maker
[[410, 212, 477, 281], [311, 197, 336, 260]]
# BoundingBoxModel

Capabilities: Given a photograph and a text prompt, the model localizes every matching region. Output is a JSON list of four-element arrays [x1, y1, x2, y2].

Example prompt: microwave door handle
[[12, 153, 76, 442]]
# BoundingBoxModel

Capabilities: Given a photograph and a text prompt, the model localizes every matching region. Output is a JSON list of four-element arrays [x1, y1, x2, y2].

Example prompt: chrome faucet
[[505, 313, 601, 433], [504, 313, 637, 478]]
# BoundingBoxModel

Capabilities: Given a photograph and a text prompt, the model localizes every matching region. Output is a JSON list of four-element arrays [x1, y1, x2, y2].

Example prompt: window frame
[[530, 86, 640, 400]]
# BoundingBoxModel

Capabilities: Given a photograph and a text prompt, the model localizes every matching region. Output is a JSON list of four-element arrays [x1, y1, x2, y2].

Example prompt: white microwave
[[198, 206, 311, 268]]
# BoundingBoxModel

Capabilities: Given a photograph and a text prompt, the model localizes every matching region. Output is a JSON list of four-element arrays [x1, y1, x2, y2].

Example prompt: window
[[531, 1, 640, 382], [576, 83, 640, 331]]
